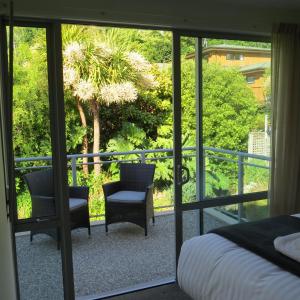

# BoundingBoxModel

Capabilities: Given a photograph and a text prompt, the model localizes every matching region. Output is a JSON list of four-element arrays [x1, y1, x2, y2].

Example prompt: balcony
[[15, 209, 233, 300], [14, 147, 270, 299]]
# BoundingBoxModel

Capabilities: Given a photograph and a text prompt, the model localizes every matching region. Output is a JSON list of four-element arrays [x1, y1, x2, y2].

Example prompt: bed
[[177, 214, 300, 300]]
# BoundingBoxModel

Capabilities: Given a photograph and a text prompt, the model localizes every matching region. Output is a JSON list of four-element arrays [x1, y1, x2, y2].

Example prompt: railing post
[[71, 156, 77, 186], [140, 151, 146, 163], [203, 148, 206, 199], [199, 149, 206, 235], [238, 155, 244, 221]]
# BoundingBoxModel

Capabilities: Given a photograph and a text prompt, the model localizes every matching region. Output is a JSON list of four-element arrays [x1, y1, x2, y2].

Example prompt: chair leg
[[145, 218, 148, 236], [105, 223, 108, 233], [57, 228, 60, 250], [88, 225, 91, 236], [152, 216, 155, 224], [30, 232, 33, 242]]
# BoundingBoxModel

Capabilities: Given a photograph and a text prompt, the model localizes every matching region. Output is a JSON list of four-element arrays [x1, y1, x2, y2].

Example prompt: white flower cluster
[[127, 51, 151, 72], [64, 42, 84, 64], [139, 73, 158, 89], [95, 42, 113, 58], [73, 80, 96, 101], [63, 67, 79, 87], [100, 82, 138, 104]]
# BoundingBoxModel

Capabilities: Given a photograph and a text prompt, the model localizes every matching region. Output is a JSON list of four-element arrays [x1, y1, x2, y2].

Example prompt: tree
[[148, 59, 259, 186], [63, 26, 157, 175], [13, 28, 51, 160], [202, 61, 258, 151], [152, 59, 258, 151], [112, 30, 195, 63]]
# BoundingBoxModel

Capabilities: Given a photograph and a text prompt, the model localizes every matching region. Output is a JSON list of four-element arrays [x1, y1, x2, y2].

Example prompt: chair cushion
[[69, 198, 87, 210], [107, 191, 146, 204]]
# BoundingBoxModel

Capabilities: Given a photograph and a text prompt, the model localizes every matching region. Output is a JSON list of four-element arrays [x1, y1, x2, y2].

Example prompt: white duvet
[[178, 233, 300, 300]]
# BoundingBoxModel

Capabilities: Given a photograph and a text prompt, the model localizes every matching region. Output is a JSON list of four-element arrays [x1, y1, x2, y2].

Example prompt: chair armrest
[[69, 186, 89, 200], [102, 181, 121, 198], [145, 184, 154, 212], [146, 184, 154, 190], [31, 195, 55, 217], [145, 184, 154, 197]]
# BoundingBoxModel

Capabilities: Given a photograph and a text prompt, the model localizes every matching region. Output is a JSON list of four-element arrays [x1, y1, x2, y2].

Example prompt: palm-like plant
[[63, 26, 156, 175]]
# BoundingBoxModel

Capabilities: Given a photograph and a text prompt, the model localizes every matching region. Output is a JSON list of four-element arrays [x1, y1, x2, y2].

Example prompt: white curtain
[[270, 23, 300, 216]]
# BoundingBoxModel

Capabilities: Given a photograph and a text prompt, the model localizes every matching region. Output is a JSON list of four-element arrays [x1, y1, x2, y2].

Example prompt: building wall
[[206, 51, 270, 67], [245, 70, 267, 103], [205, 50, 270, 103]]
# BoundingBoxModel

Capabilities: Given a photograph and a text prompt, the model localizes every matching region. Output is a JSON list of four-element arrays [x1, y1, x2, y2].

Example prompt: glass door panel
[[180, 36, 198, 204], [15, 230, 64, 300], [182, 198, 270, 243], [202, 38, 271, 222], [13, 26, 55, 221], [202, 38, 271, 201], [174, 34, 271, 267], [10, 25, 65, 300], [61, 24, 175, 298]]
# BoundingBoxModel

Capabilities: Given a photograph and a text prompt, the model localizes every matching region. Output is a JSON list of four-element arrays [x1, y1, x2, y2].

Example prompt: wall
[[0, 133, 17, 299], [4, 0, 300, 36]]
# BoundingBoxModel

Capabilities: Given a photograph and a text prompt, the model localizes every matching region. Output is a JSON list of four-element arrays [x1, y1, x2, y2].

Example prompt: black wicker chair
[[24, 168, 91, 248], [102, 163, 156, 236]]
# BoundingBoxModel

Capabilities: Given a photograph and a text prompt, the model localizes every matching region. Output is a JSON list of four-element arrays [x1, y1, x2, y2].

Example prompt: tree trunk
[[76, 98, 89, 176], [91, 100, 101, 175]]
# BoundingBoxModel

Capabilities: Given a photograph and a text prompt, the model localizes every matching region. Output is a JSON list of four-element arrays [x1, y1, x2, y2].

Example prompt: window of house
[[246, 76, 256, 84], [226, 53, 244, 60]]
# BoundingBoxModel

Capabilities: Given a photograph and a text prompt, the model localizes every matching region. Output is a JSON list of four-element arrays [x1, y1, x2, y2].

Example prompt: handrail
[[14, 146, 270, 188], [14, 146, 270, 220], [15, 146, 270, 162]]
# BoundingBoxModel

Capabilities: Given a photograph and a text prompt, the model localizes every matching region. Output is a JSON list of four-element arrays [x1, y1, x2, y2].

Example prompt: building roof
[[186, 44, 271, 59], [239, 61, 270, 73], [203, 44, 271, 52]]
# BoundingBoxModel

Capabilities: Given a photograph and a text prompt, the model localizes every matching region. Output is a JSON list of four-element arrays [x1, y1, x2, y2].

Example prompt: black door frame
[[5, 20, 75, 299]]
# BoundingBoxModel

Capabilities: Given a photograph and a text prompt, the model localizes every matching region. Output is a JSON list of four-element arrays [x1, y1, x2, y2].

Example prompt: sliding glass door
[[6, 19, 271, 299], [7, 22, 75, 299], [172, 31, 271, 262], [173, 33, 203, 263]]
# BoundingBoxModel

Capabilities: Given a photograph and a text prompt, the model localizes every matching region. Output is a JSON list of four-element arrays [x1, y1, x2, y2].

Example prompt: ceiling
[[3, 0, 300, 36]]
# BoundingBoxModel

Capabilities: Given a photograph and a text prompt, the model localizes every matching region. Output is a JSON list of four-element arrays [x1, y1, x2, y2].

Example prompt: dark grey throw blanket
[[210, 215, 300, 277]]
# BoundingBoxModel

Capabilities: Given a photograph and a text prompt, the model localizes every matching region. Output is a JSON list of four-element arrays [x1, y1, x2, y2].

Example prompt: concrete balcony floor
[[15, 210, 230, 300]]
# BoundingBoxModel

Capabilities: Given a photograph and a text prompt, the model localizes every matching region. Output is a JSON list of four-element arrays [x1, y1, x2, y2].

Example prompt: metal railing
[[15, 146, 271, 219]]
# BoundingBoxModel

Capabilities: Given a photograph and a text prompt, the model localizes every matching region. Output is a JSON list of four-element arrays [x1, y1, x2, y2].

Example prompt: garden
[[13, 25, 271, 221]]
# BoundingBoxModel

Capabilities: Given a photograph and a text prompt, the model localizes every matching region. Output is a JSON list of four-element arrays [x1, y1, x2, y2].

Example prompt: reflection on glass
[[239, 199, 269, 222], [183, 199, 269, 241], [183, 210, 200, 242]]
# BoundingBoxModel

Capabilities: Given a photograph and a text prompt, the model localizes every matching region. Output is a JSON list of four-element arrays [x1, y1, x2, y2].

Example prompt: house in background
[[187, 45, 271, 156], [187, 45, 271, 103], [240, 61, 270, 103]]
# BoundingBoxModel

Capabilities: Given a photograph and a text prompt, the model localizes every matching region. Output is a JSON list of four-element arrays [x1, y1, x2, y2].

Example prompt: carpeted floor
[[106, 284, 191, 300]]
